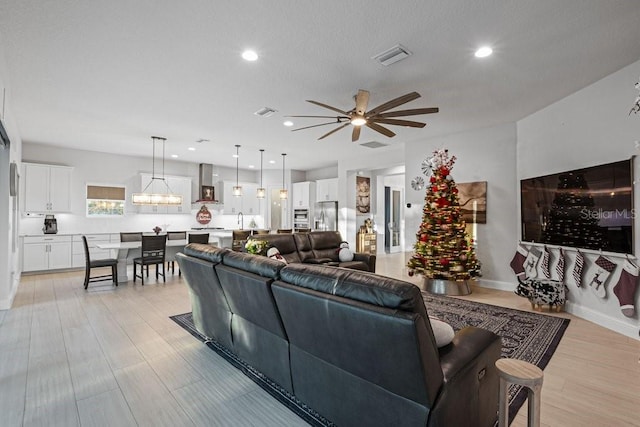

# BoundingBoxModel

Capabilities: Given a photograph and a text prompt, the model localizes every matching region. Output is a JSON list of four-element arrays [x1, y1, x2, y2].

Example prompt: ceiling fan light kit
[[289, 89, 438, 142]]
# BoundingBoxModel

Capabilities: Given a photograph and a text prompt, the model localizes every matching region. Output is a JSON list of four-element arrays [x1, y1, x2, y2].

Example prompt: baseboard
[[477, 279, 515, 292], [565, 301, 639, 341], [0, 270, 20, 310]]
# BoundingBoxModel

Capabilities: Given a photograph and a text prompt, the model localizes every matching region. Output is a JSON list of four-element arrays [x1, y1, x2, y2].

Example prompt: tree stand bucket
[[424, 278, 473, 296]]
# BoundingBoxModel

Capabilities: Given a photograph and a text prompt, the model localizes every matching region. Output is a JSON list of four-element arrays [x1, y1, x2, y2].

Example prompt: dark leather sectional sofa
[[250, 230, 376, 272], [176, 243, 502, 427]]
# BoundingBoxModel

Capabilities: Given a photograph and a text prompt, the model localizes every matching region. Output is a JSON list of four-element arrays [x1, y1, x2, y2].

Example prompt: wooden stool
[[495, 358, 544, 427]]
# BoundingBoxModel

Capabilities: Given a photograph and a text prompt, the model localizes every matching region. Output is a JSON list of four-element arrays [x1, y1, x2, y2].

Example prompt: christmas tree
[[541, 172, 607, 250], [407, 149, 481, 281]]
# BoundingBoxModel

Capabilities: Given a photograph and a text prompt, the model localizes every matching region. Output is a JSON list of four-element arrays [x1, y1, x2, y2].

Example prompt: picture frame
[[201, 185, 215, 201], [457, 181, 487, 224], [356, 176, 370, 214]]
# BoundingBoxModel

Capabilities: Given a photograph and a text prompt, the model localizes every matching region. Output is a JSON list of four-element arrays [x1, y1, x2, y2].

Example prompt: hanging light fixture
[[132, 136, 183, 205], [257, 149, 266, 198], [233, 144, 242, 197], [279, 153, 288, 200]]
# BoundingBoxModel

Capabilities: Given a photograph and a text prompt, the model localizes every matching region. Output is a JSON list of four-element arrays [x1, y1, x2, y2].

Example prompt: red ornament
[[430, 176, 436, 183], [420, 234, 428, 242], [452, 188, 459, 194], [440, 167, 449, 176], [439, 258, 449, 266], [196, 205, 212, 224]]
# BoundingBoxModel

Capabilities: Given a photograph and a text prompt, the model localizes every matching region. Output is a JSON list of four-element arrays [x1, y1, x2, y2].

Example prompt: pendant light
[[279, 153, 288, 199], [132, 136, 183, 205], [256, 149, 266, 198], [233, 144, 242, 197]]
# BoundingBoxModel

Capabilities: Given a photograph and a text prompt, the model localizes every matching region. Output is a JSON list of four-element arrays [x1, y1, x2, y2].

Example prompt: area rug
[[171, 294, 569, 427]]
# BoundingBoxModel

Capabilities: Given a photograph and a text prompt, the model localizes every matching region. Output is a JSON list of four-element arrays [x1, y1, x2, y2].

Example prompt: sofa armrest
[[428, 326, 502, 427], [303, 258, 334, 264], [353, 252, 376, 272]]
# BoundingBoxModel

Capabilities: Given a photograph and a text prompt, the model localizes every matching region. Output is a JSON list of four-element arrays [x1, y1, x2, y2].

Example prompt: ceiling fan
[[288, 90, 438, 142]]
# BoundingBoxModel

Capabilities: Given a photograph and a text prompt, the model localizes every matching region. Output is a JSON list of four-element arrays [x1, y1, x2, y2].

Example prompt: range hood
[[196, 163, 219, 202]]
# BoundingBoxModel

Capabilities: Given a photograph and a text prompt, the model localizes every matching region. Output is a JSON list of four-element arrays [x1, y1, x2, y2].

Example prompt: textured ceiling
[[1, 0, 640, 171]]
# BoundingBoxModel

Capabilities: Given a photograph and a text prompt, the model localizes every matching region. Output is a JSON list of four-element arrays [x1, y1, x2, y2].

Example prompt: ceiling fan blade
[[354, 89, 369, 116], [318, 122, 350, 140], [307, 100, 349, 115], [366, 122, 396, 138], [367, 92, 421, 116], [375, 107, 439, 118], [292, 121, 346, 132], [373, 118, 426, 128], [352, 126, 361, 142], [286, 115, 349, 119]]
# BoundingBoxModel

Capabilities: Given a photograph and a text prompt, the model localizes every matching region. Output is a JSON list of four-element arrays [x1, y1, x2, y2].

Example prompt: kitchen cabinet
[[23, 163, 73, 213], [137, 174, 191, 214], [316, 178, 338, 202], [22, 235, 72, 272], [72, 234, 114, 268], [292, 181, 316, 208], [219, 181, 260, 215]]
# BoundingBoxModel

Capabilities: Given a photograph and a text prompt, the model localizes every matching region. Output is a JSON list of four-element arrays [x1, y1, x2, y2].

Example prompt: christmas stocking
[[555, 248, 565, 283], [613, 258, 639, 317], [510, 244, 528, 281], [541, 246, 551, 279], [572, 250, 585, 287], [524, 247, 542, 279], [587, 255, 617, 299]]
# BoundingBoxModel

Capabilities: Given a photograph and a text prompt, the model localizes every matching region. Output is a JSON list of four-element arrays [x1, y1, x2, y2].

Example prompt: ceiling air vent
[[372, 44, 412, 66], [360, 141, 388, 149], [254, 107, 277, 117]]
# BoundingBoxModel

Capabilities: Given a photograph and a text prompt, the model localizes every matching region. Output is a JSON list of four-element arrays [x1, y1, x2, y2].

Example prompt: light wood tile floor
[[1, 253, 638, 427]]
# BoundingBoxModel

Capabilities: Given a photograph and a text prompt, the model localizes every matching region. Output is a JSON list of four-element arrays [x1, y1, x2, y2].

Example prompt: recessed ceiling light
[[188, 147, 196, 151], [474, 46, 493, 58], [242, 50, 258, 61], [248, 165, 255, 169], [283, 121, 294, 127], [171, 154, 178, 158], [269, 160, 276, 164]]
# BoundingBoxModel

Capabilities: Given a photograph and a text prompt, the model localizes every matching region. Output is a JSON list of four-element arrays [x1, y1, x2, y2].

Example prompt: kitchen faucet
[[237, 212, 244, 229]]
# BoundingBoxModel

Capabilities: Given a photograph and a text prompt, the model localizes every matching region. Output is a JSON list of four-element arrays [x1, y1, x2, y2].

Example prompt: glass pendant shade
[[132, 136, 183, 206], [233, 144, 242, 197], [280, 153, 287, 200], [257, 149, 265, 198]]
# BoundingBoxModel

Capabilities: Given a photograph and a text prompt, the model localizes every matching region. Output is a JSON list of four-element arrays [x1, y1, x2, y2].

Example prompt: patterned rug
[[171, 294, 569, 426]]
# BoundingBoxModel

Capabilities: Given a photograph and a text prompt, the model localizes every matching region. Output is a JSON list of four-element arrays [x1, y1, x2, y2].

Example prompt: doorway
[[384, 186, 403, 253]]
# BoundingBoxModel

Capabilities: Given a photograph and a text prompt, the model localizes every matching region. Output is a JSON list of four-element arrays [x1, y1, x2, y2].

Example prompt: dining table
[[96, 239, 189, 283]]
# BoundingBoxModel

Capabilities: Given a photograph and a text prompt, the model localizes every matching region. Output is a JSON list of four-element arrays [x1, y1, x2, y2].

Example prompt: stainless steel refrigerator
[[314, 201, 338, 231]]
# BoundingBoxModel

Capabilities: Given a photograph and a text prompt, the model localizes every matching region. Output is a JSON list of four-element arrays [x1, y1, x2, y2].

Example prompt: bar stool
[[496, 358, 544, 427]]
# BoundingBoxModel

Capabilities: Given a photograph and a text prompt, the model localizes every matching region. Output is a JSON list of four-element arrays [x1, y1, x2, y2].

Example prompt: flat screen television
[[520, 159, 634, 254]]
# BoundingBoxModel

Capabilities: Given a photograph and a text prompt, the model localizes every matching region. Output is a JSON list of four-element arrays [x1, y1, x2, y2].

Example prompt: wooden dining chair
[[82, 236, 118, 289], [277, 229, 293, 234], [166, 231, 187, 274], [254, 229, 271, 235], [133, 235, 167, 285], [232, 230, 252, 251], [120, 232, 142, 242], [188, 233, 210, 244]]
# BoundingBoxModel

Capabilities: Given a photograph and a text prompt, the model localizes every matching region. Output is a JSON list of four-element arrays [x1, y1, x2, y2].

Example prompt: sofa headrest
[[308, 231, 343, 250], [279, 263, 426, 315], [251, 234, 297, 255], [222, 251, 286, 279], [183, 243, 228, 263]]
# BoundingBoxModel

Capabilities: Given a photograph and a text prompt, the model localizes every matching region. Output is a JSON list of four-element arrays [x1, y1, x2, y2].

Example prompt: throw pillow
[[428, 316, 455, 347], [267, 247, 287, 264]]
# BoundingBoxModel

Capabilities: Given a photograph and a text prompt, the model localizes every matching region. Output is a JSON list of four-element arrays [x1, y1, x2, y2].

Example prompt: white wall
[[404, 123, 518, 290], [517, 59, 640, 339], [0, 32, 23, 309]]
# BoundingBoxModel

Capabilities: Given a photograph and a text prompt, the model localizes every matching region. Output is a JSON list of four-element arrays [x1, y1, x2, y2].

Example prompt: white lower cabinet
[[22, 235, 72, 272]]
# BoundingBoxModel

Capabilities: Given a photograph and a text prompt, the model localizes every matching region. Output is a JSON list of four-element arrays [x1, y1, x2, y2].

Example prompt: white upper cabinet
[[315, 178, 338, 202], [219, 181, 260, 215], [293, 181, 316, 208], [23, 163, 72, 213]]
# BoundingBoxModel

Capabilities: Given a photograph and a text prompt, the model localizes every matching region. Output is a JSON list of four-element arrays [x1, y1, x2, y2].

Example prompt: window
[[86, 185, 125, 216]]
